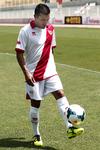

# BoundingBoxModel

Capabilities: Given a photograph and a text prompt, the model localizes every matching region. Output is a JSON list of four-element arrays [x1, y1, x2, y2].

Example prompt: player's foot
[[32, 135, 43, 147], [67, 126, 84, 139]]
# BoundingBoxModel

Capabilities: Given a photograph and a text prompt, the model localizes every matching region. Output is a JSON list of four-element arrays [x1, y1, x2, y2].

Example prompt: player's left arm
[[52, 28, 56, 54]]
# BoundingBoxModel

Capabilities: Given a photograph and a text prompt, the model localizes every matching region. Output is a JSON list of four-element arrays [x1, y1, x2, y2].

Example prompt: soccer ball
[[67, 104, 86, 125]]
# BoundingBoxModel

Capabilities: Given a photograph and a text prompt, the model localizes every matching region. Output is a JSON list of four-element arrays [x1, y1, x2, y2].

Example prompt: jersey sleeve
[[51, 29, 56, 48], [15, 28, 27, 53]]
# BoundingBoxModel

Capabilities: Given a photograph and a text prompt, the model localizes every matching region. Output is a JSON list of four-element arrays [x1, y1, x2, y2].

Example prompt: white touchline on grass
[[56, 63, 100, 75], [0, 52, 15, 56], [1, 24, 100, 29], [0, 52, 100, 75]]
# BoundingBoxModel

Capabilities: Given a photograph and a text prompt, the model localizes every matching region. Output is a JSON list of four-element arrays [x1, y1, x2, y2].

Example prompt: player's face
[[34, 14, 50, 29]]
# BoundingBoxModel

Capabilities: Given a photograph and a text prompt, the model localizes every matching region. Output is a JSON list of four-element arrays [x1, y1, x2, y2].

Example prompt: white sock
[[57, 96, 72, 128], [29, 106, 40, 136]]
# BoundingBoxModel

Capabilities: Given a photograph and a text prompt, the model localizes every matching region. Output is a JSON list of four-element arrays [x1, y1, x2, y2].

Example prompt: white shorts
[[26, 75, 63, 100]]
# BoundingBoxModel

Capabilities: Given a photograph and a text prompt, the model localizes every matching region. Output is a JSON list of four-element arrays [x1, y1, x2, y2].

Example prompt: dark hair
[[34, 3, 50, 16]]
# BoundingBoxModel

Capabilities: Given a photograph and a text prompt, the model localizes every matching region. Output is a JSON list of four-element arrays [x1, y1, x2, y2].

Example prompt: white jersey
[[15, 20, 57, 82]]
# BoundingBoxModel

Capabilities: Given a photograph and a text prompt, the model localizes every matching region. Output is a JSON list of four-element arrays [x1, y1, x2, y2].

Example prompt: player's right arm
[[15, 28, 35, 86], [16, 52, 35, 86]]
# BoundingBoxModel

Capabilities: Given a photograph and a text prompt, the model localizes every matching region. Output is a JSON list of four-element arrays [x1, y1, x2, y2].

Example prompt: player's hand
[[25, 72, 35, 86]]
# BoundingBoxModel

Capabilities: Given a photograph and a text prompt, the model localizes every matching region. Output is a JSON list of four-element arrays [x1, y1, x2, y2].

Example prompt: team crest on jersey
[[32, 32, 36, 35], [48, 30, 53, 35]]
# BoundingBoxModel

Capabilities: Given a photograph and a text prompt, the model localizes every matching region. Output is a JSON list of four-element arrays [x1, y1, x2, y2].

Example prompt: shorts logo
[[29, 90, 33, 95]]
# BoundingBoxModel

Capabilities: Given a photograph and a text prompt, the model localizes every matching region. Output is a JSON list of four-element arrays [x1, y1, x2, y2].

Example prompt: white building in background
[[0, 0, 100, 25]]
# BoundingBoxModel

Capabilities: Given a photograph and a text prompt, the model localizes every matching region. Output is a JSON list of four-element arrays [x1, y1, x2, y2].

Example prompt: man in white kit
[[15, 3, 84, 147]]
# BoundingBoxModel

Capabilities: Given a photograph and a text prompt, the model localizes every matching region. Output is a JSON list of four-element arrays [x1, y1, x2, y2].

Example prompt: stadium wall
[[0, 2, 100, 25]]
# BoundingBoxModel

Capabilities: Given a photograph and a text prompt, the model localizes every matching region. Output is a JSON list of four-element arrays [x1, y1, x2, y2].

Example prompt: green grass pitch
[[0, 26, 100, 150]]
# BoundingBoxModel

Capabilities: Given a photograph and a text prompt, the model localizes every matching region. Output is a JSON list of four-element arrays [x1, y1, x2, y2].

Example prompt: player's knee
[[31, 100, 41, 108], [57, 90, 64, 97], [52, 90, 64, 99]]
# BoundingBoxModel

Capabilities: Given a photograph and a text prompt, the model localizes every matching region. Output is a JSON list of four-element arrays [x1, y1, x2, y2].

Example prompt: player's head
[[34, 3, 50, 29]]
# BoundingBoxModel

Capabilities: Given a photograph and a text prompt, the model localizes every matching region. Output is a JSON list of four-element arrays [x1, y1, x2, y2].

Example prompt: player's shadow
[[0, 137, 57, 150]]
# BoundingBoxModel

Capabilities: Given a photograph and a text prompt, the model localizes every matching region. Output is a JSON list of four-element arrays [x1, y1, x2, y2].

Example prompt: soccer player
[[15, 3, 84, 147]]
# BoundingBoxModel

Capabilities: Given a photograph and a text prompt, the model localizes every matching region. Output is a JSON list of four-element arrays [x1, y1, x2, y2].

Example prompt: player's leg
[[30, 100, 41, 137], [26, 82, 44, 146], [44, 75, 84, 138], [52, 90, 84, 138], [44, 76, 72, 128], [30, 100, 43, 146], [52, 89, 72, 129]]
